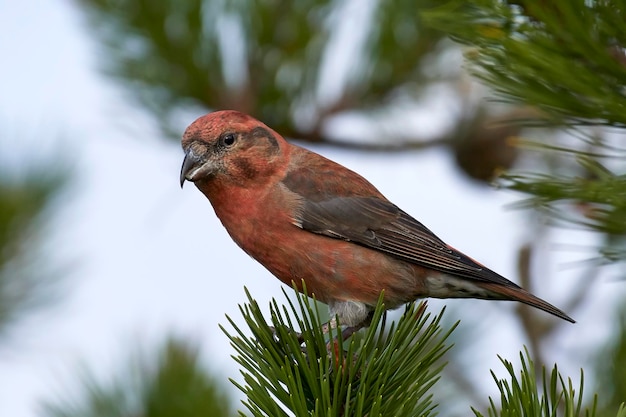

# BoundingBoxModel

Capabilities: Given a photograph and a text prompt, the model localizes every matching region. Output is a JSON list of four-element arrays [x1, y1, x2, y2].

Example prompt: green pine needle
[[472, 347, 605, 417], [221, 286, 457, 417], [423, 1, 626, 127]]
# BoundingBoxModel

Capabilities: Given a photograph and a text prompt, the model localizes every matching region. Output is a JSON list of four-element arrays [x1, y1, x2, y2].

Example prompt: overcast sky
[[0, 1, 621, 416]]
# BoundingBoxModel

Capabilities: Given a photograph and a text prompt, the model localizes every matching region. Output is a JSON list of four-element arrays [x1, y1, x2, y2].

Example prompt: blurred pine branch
[[423, 0, 626, 127], [42, 336, 233, 417], [0, 130, 67, 342], [76, 0, 494, 155], [424, 0, 626, 263]]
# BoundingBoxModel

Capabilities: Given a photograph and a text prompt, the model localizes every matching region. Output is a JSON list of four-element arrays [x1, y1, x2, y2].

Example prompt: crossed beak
[[180, 149, 202, 188]]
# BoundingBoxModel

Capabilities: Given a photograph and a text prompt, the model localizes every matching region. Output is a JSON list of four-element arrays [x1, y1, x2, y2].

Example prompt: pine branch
[[423, 1, 626, 127], [473, 347, 625, 417], [75, 0, 465, 150], [423, 0, 626, 264], [500, 153, 626, 262], [221, 286, 456, 417]]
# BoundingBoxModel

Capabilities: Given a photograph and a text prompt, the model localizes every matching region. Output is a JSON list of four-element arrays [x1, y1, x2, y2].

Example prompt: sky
[[0, 1, 622, 416]]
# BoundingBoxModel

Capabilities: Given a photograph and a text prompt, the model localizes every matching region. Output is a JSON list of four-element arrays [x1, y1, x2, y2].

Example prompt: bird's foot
[[320, 318, 363, 340], [320, 317, 338, 335], [268, 325, 305, 344], [268, 317, 365, 359], [323, 322, 365, 362]]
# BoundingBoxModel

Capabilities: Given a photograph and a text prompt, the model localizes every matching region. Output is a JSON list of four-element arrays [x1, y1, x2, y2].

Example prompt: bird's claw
[[268, 325, 306, 344]]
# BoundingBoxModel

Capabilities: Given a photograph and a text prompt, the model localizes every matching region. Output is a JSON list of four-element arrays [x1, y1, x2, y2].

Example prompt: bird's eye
[[221, 133, 236, 147]]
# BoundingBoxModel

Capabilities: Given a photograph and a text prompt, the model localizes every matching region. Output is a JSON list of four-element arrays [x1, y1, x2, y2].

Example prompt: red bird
[[180, 110, 574, 335]]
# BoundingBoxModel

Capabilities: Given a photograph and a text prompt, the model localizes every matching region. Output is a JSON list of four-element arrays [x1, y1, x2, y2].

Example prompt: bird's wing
[[293, 195, 517, 287]]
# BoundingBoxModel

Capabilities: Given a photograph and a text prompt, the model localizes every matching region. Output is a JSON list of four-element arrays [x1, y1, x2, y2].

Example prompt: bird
[[180, 110, 574, 337]]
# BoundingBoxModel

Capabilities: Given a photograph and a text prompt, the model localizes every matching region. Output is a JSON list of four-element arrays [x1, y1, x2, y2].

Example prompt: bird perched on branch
[[180, 110, 574, 337]]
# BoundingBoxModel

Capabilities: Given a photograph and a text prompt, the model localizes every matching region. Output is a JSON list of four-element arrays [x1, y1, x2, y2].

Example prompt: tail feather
[[482, 282, 575, 323], [423, 274, 575, 322]]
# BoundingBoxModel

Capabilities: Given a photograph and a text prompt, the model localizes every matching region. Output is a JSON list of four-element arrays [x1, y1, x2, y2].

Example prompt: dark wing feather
[[296, 196, 518, 287]]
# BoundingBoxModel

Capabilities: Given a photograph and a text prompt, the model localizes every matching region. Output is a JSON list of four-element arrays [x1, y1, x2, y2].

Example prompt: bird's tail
[[481, 282, 575, 323]]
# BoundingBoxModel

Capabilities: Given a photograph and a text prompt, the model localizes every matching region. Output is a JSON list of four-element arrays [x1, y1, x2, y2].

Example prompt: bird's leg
[[340, 322, 366, 340], [322, 310, 376, 341], [342, 310, 376, 340], [269, 318, 338, 347], [269, 325, 306, 344], [325, 313, 377, 374], [324, 311, 375, 359], [271, 311, 374, 356], [321, 309, 376, 339]]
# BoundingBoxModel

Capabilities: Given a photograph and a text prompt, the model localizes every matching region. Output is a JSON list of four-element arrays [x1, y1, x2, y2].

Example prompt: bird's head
[[180, 110, 287, 189]]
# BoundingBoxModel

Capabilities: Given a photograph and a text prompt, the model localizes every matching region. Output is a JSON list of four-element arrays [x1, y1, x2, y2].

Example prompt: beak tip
[[179, 169, 188, 189], [180, 149, 196, 189]]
